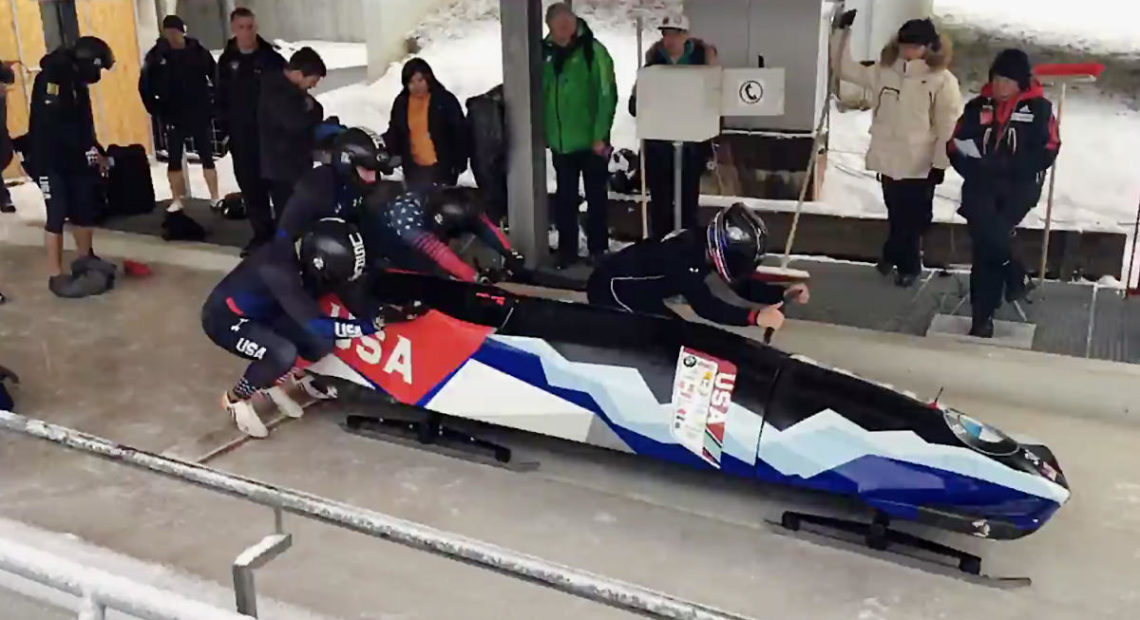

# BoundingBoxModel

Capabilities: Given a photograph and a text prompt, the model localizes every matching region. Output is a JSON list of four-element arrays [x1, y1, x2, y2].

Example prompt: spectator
[[832, 11, 962, 287], [217, 7, 285, 256], [628, 11, 718, 239], [385, 57, 469, 193], [28, 37, 117, 297], [948, 49, 1059, 338], [542, 2, 617, 268], [139, 15, 220, 212], [259, 46, 326, 216], [1, 60, 16, 214]]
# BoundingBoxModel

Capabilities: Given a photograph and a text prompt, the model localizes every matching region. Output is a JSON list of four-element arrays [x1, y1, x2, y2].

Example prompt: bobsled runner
[[305, 270, 1069, 577]]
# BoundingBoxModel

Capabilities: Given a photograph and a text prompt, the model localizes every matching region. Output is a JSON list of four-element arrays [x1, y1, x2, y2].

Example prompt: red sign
[[319, 295, 492, 404]]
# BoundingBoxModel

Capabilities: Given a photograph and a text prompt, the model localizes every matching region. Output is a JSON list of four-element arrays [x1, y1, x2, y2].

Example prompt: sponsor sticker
[[671, 347, 738, 468]]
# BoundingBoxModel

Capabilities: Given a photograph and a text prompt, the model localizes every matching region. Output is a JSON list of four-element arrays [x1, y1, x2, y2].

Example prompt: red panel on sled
[[318, 295, 493, 404]]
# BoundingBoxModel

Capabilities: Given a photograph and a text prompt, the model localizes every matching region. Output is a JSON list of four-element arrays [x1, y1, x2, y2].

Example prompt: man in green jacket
[[542, 2, 617, 268]]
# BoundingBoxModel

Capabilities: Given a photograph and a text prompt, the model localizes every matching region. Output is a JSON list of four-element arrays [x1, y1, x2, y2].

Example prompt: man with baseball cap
[[628, 11, 719, 239], [139, 14, 221, 212]]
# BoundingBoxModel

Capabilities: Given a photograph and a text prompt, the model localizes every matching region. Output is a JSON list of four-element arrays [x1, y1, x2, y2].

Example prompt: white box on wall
[[634, 65, 723, 142]]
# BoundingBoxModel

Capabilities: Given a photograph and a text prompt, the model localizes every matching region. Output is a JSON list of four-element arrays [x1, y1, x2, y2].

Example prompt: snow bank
[[935, 0, 1140, 55]]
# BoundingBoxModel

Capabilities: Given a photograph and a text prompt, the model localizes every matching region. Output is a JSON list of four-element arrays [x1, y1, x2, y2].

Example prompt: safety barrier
[[0, 410, 755, 620], [0, 535, 251, 619]]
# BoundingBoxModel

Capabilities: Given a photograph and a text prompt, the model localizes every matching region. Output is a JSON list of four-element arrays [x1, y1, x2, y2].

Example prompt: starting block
[[926, 314, 1037, 350]]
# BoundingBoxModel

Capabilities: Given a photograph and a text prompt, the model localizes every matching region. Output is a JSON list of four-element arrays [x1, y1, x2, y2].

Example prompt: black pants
[[202, 302, 333, 389], [961, 181, 1039, 319], [645, 140, 704, 240], [586, 272, 679, 319], [231, 135, 274, 245], [39, 171, 98, 234], [268, 180, 296, 225], [404, 162, 457, 194], [552, 149, 609, 261], [880, 176, 936, 276], [165, 117, 215, 171]]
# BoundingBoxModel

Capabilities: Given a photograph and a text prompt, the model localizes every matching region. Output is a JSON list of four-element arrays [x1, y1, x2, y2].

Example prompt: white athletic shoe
[[224, 393, 268, 438], [265, 385, 306, 419]]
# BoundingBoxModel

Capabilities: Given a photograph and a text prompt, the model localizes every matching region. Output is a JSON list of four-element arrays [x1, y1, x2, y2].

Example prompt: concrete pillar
[[134, 0, 160, 62], [500, 0, 548, 267]]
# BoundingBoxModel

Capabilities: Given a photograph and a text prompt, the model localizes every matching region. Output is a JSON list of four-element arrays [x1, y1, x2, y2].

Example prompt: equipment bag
[[104, 144, 156, 219]]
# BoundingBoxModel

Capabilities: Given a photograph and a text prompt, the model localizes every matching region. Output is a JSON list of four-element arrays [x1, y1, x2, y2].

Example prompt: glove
[[929, 167, 946, 185], [504, 250, 526, 273], [835, 9, 857, 29], [374, 302, 427, 330], [753, 303, 785, 331]]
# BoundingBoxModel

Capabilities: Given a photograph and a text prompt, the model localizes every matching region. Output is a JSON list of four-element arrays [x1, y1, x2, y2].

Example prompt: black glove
[[929, 168, 946, 185], [504, 250, 526, 273], [835, 9, 857, 29], [373, 302, 427, 329]]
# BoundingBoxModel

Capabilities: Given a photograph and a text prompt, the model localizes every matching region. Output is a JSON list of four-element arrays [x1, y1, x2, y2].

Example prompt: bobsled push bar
[[341, 398, 539, 473], [771, 509, 1030, 587]]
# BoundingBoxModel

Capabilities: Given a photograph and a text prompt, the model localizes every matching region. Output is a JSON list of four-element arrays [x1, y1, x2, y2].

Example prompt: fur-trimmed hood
[[880, 34, 953, 71]]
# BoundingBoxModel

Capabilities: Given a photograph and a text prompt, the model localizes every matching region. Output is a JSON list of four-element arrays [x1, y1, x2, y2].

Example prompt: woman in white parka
[[832, 11, 963, 287]]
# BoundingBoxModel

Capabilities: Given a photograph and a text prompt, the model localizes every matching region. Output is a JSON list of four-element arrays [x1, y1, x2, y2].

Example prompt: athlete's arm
[[258, 252, 378, 339]]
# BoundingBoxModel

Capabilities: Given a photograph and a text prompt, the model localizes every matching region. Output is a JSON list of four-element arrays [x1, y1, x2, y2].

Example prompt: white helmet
[[659, 11, 690, 31]]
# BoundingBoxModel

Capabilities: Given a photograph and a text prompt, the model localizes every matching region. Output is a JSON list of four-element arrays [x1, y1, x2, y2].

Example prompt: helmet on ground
[[706, 203, 767, 284], [424, 186, 479, 238], [72, 36, 115, 84], [298, 217, 367, 285], [331, 127, 394, 188]]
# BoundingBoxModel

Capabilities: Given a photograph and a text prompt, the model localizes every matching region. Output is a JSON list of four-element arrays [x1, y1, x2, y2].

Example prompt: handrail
[[0, 410, 756, 620], [0, 535, 251, 619]]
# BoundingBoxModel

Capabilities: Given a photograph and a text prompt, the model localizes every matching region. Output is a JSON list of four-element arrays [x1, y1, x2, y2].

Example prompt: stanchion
[[1032, 62, 1104, 287], [1127, 194, 1140, 298]]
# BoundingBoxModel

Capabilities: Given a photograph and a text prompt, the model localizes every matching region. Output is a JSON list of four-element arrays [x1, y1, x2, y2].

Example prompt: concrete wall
[[364, 0, 450, 81], [238, 0, 364, 43]]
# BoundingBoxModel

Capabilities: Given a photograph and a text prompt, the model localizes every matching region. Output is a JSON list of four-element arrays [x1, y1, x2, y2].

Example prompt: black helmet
[[298, 217, 367, 285], [331, 127, 393, 188], [72, 36, 114, 84], [706, 203, 767, 284], [424, 186, 478, 238]]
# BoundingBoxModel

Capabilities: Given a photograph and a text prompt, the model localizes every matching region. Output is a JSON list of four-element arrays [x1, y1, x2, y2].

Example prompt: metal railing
[[0, 535, 252, 620], [0, 410, 755, 620]]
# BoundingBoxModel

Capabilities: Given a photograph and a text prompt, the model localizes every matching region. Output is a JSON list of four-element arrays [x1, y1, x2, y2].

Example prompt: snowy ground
[[935, 0, 1140, 56]]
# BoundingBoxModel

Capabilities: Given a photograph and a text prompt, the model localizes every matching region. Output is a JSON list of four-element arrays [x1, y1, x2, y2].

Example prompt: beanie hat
[[897, 18, 939, 48], [989, 49, 1033, 91]]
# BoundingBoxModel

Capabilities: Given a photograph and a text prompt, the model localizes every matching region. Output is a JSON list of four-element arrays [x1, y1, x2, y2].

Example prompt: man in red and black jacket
[[947, 48, 1060, 338]]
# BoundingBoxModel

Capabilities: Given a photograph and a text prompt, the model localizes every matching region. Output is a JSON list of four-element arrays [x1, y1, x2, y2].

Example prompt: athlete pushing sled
[[201, 217, 415, 437]]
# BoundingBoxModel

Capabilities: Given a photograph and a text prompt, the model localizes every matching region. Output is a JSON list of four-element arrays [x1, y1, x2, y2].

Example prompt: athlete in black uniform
[[361, 184, 523, 282], [27, 36, 117, 297], [587, 204, 806, 331], [202, 217, 381, 438], [274, 127, 394, 241]]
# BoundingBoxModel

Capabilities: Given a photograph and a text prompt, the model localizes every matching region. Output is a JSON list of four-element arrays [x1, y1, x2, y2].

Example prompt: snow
[[934, 0, 1140, 55]]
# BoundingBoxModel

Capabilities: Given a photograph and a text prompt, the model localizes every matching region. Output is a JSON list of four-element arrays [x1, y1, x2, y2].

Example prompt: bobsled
[[307, 270, 1069, 575]]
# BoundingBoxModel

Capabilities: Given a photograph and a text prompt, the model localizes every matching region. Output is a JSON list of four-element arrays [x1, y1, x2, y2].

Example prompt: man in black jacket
[[384, 57, 468, 192], [947, 49, 1060, 338], [139, 15, 220, 211], [259, 47, 326, 218], [217, 7, 285, 254], [28, 37, 117, 297]]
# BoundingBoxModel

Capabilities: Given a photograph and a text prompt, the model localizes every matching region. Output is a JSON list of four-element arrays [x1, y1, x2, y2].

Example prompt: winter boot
[[895, 271, 919, 288], [969, 312, 995, 338], [876, 259, 894, 277], [48, 271, 109, 298], [223, 392, 268, 438], [264, 385, 306, 419]]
